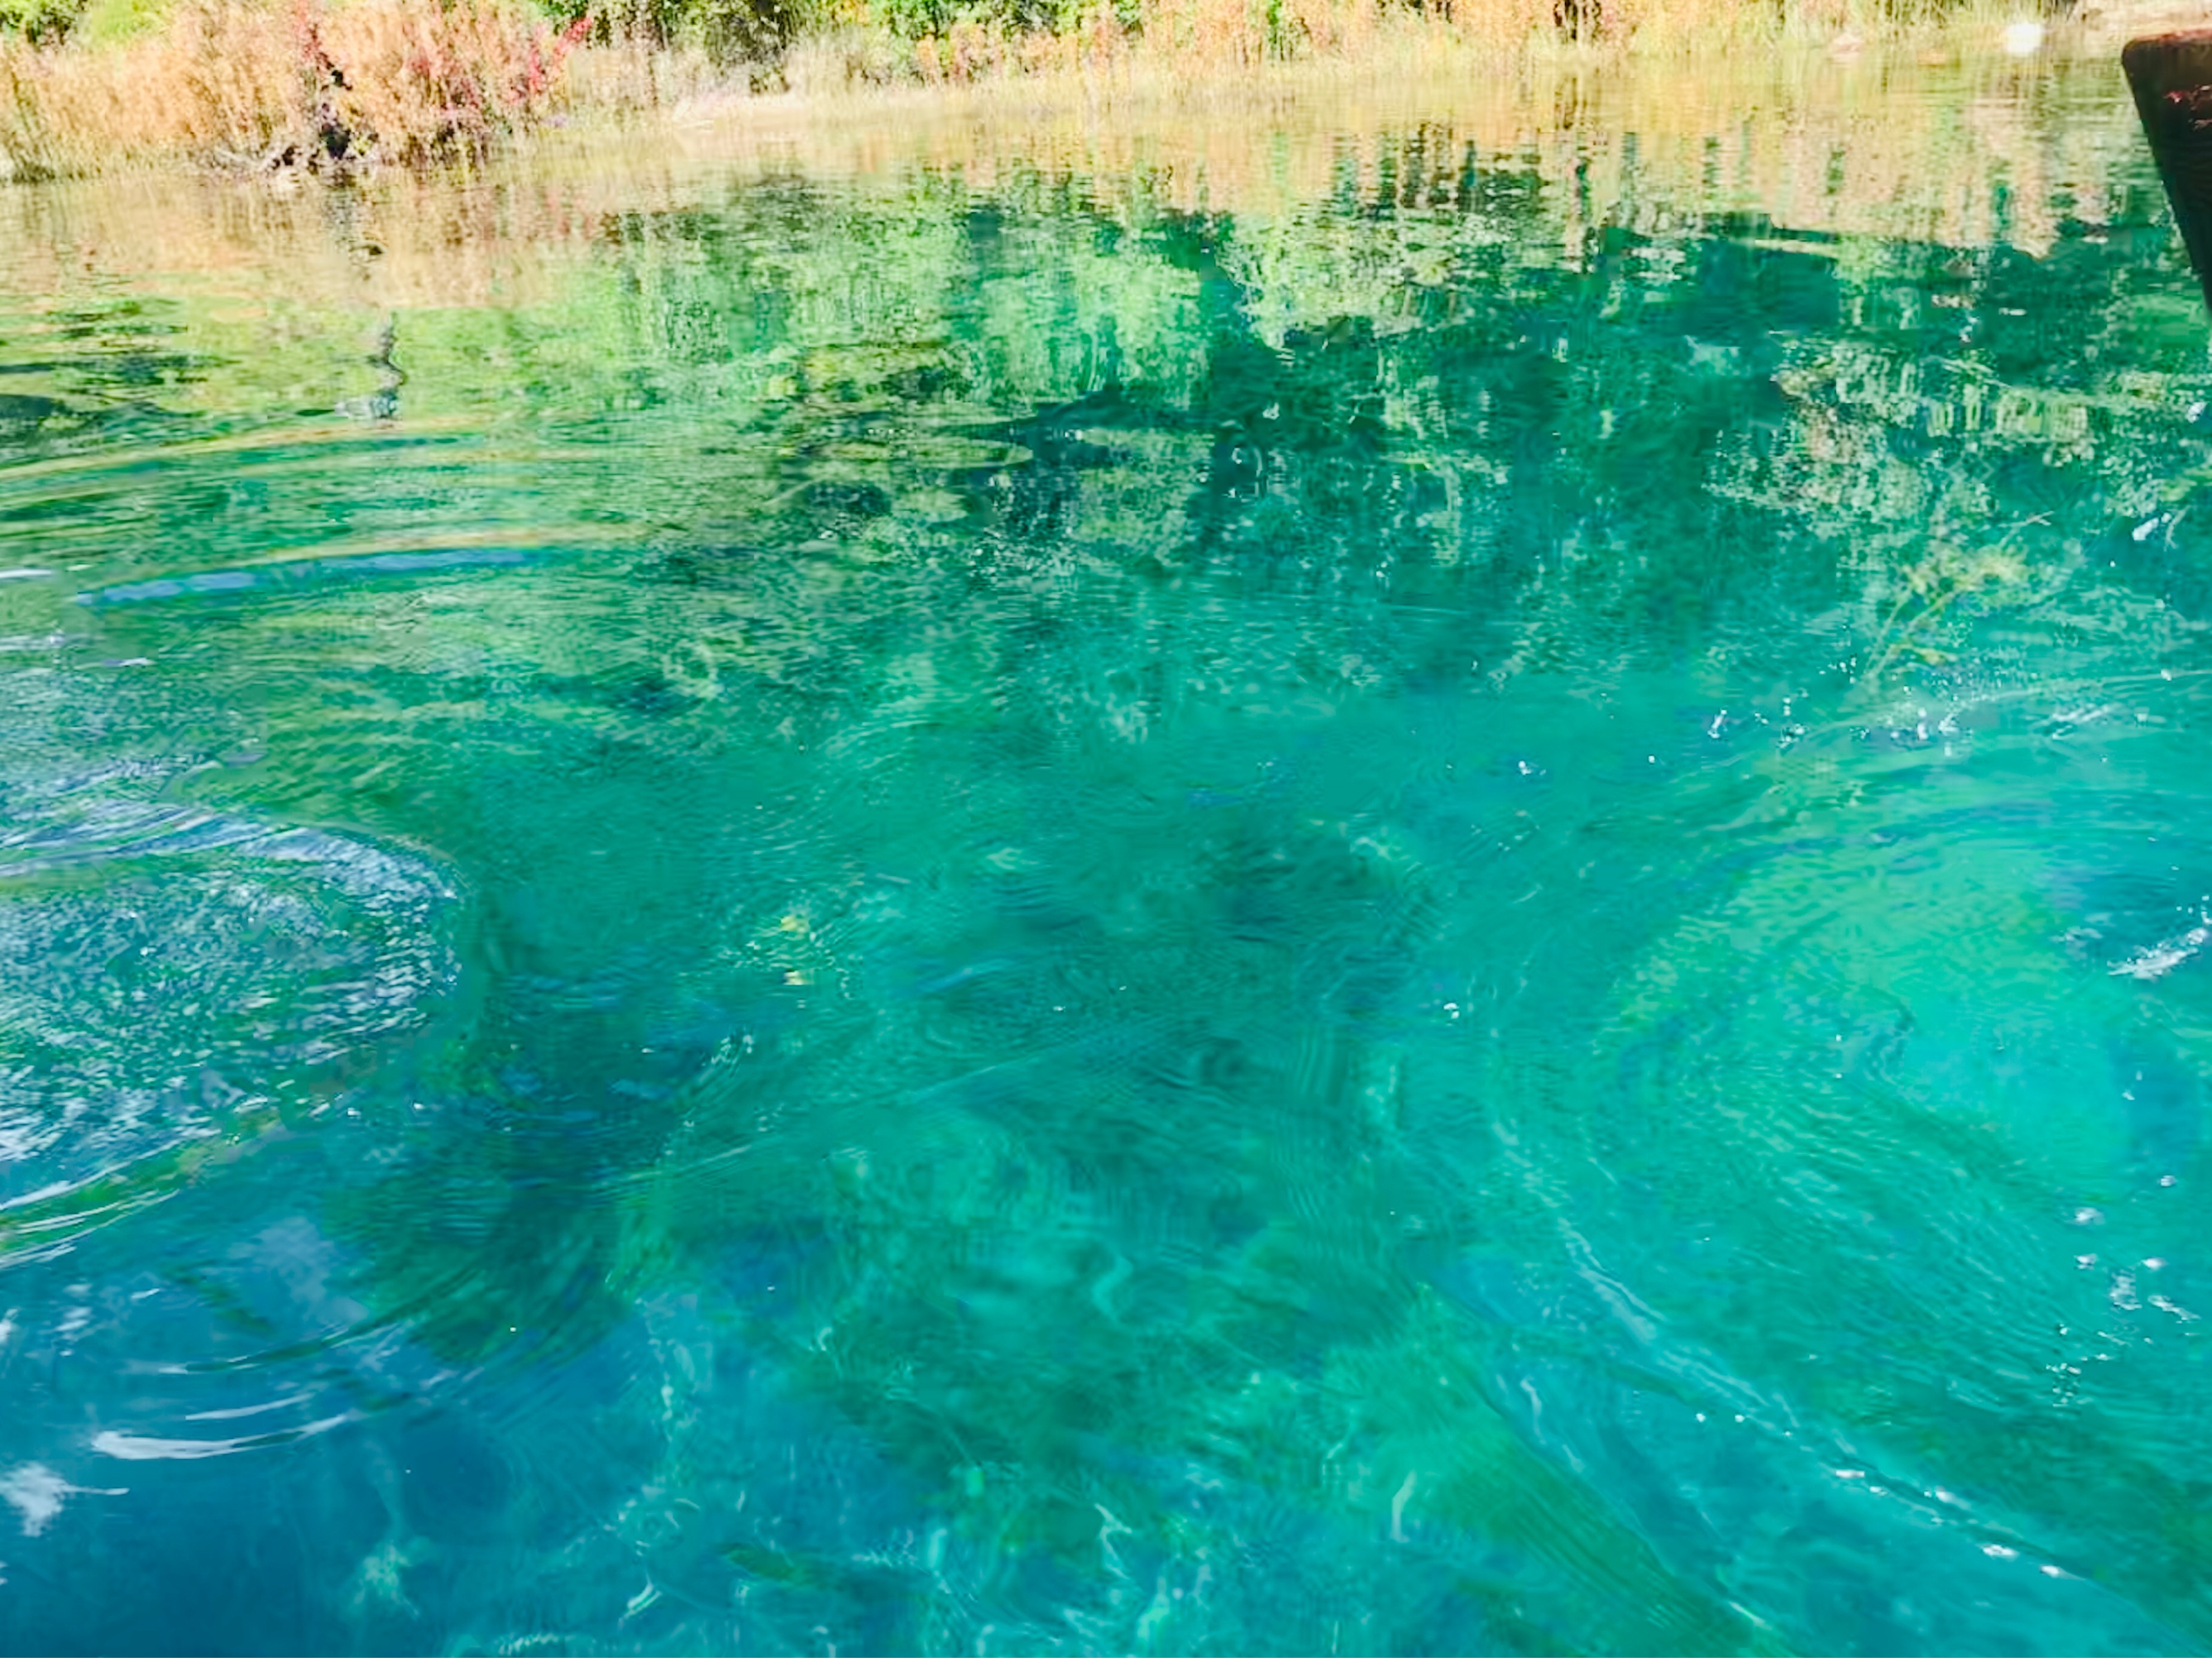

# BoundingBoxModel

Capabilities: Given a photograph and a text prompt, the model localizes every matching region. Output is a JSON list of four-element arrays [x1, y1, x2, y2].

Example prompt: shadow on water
[[2126, 29, 2212, 312]]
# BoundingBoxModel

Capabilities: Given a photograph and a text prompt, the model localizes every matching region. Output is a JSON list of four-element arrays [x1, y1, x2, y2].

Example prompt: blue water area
[[2, 53, 2212, 1654]]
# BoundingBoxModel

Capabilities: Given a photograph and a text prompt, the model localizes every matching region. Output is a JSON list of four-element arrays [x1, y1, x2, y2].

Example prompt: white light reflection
[[91, 1413, 353, 1460]]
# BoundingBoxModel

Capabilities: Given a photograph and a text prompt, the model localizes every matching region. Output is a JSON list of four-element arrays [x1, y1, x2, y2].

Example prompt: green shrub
[[543, 0, 814, 59], [0, 0, 88, 43]]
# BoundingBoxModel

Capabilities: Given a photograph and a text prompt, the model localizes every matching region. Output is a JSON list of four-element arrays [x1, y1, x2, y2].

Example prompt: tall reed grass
[[0, 0, 587, 177], [838, 0, 2095, 92], [0, 0, 2159, 178]]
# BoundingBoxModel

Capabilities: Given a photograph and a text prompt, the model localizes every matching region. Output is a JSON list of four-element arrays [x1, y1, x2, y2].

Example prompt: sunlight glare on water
[[1, 52, 2211, 1655]]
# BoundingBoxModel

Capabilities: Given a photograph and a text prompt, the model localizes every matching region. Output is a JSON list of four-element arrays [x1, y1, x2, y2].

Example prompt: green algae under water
[[4, 55, 2212, 1655]]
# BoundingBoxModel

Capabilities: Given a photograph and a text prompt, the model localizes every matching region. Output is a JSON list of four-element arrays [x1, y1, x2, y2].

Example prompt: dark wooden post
[[2125, 31, 2212, 310]]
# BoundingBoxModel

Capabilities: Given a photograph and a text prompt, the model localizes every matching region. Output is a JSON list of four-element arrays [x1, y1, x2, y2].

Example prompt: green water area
[[1, 51, 2210, 1654]]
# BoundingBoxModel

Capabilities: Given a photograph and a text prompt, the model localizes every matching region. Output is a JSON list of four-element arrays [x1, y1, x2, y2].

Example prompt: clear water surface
[[1, 52, 2211, 1655]]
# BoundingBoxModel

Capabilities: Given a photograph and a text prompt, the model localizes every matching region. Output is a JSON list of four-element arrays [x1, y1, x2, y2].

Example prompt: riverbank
[[0, 0, 2196, 180]]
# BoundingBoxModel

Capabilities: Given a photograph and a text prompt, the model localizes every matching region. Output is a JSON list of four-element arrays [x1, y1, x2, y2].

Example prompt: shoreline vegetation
[[0, 0, 2198, 178]]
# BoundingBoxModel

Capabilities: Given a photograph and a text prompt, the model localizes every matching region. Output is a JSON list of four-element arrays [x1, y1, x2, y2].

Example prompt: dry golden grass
[[887, 0, 2082, 89], [0, 0, 2186, 178], [0, 0, 585, 177]]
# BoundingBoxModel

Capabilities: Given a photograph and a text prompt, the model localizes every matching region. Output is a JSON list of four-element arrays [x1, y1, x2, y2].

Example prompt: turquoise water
[[3, 58, 2212, 1653]]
